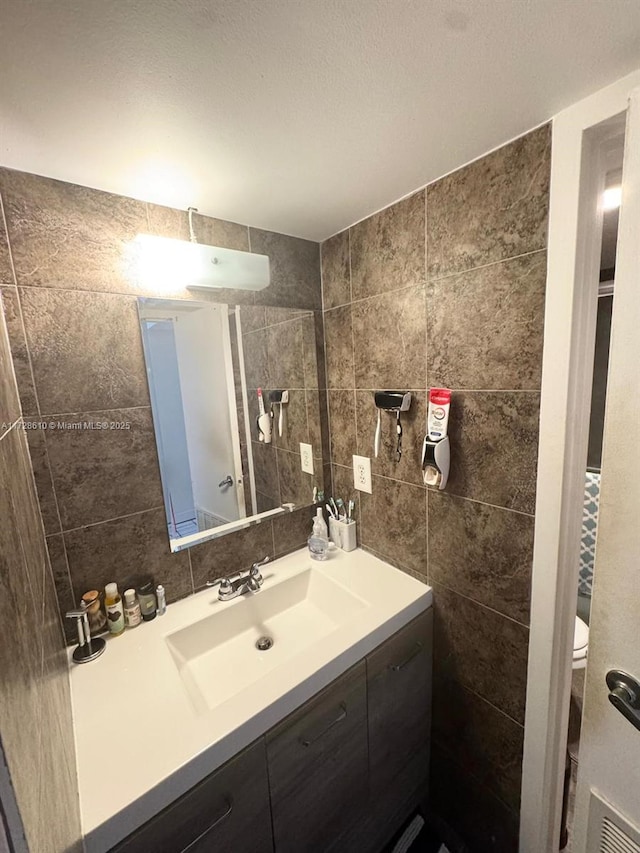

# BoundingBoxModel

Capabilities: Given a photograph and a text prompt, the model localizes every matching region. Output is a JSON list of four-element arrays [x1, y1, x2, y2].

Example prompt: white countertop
[[70, 546, 432, 853]]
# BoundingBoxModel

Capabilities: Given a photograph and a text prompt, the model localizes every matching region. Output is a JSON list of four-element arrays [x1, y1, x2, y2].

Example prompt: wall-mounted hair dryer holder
[[422, 436, 450, 489], [373, 391, 412, 462]]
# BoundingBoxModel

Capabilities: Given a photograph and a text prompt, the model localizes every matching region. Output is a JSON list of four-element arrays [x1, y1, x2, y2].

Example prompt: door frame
[[519, 68, 640, 852]]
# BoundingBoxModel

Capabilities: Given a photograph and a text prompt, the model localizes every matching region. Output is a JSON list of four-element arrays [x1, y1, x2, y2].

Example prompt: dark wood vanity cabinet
[[110, 739, 273, 853], [266, 661, 368, 852], [368, 608, 433, 798], [109, 611, 432, 853]]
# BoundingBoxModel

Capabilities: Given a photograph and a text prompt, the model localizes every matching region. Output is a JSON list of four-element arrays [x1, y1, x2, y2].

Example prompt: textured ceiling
[[1, 0, 640, 241]]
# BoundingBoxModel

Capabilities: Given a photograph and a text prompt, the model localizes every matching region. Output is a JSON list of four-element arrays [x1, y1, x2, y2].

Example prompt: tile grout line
[[1, 189, 76, 638], [427, 247, 547, 284], [359, 542, 427, 584], [431, 576, 531, 630], [319, 242, 336, 494], [8, 279, 311, 310], [0, 189, 20, 294], [331, 461, 535, 517], [186, 548, 195, 597], [434, 671, 526, 731], [429, 488, 536, 518], [60, 504, 166, 536], [243, 313, 313, 333], [323, 387, 542, 393], [323, 278, 426, 313], [35, 404, 152, 419], [1, 219, 46, 421], [346, 232, 358, 454]]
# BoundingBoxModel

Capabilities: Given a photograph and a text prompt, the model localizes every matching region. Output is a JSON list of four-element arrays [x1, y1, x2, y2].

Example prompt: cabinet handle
[[181, 798, 233, 852], [389, 641, 423, 672], [300, 703, 348, 747]]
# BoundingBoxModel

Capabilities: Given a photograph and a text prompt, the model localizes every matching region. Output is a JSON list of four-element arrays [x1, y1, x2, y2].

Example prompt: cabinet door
[[111, 739, 273, 853], [266, 662, 368, 853], [367, 610, 433, 799]]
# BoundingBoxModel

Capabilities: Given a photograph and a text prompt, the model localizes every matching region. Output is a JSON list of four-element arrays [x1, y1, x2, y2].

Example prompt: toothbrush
[[336, 498, 345, 519], [347, 500, 354, 521], [374, 409, 381, 458], [326, 503, 337, 520], [257, 388, 265, 441], [329, 497, 339, 518]]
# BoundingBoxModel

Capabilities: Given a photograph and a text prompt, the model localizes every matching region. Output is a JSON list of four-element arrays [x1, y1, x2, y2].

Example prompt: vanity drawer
[[110, 739, 273, 853], [367, 610, 433, 798], [266, 661, 368, 853]]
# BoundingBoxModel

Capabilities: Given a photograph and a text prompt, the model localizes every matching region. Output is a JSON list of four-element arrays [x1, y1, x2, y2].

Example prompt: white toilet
[[573, 615, 589, 669]]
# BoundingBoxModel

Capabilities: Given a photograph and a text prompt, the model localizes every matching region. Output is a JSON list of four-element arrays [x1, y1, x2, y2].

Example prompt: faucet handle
[[207, 577, 233, 594], [251, 556, 270, 576]]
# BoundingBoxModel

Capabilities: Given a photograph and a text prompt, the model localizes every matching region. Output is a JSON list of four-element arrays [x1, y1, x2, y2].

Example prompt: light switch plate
[[300, 442, 314, 475], [352, 455, 372, 493]]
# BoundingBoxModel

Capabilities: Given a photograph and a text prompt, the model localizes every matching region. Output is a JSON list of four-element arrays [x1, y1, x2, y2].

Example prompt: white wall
[[143, 320, 195, 525], [173, 305, 239, 523]]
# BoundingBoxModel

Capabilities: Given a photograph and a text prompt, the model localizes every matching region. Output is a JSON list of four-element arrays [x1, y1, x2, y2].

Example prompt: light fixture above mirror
[[132, 207, 270, 291]]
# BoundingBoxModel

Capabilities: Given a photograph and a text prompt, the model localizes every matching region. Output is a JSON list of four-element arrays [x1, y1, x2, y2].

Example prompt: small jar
[[137, 579, 157, 621], [123, 588, 142, 628], [81, 589, 107, 634]]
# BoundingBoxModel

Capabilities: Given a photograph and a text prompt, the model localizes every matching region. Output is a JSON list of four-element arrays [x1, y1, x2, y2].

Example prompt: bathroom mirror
[[138, 298, 325, 551]]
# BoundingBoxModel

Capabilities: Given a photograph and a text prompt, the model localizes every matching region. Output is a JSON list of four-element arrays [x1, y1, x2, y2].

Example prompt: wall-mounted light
[[131, 208, 270, 291], [602, 185, 622, 211]]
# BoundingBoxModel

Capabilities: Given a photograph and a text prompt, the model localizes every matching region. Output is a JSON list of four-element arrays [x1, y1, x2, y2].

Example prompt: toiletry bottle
[[156, 584, 166, 616], [81, 589, 107, 634], [104, 583, 125, 636], [123, 588, 142, 628], [137, 579, 157, 621], [308, 507, 329, 561]]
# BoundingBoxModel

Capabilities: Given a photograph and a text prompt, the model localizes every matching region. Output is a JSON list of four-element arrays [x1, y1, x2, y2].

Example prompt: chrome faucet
[[207, 556, 269, 601]]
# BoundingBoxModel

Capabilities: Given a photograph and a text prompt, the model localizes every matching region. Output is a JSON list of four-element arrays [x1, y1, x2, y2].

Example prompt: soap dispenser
[[308, 507, 329, 561]]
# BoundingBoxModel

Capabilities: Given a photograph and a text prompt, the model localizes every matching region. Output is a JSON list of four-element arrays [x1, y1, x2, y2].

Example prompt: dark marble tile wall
[[0, 289, 82, 850], [321, 124, 551, 852], [241, 306, 325, 511], [0, 167, 325, 649]]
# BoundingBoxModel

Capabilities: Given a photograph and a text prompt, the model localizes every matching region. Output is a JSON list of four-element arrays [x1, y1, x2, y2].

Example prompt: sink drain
[[255, 636, 274, 651]]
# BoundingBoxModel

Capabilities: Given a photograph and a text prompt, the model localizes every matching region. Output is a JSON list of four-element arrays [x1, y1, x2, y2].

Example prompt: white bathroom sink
[[71, 546, 432, 853], [166, 567, 367, 713]]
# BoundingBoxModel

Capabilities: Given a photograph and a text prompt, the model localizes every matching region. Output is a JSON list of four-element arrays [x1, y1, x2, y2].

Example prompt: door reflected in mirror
[[138, 299, 324, 551]]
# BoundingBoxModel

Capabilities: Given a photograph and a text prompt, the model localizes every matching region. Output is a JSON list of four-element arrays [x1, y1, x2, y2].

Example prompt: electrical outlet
[[352, 454, 372, 494], [299, 442, 314, 475]]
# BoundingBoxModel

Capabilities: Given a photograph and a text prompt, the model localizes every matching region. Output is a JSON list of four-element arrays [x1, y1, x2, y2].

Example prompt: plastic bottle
[[156, 584, 166, 616], [137, 579, 157, 621], [104, 583, 125, 636], [123, 588, 142, 628], [308, 507, 329, 561]]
